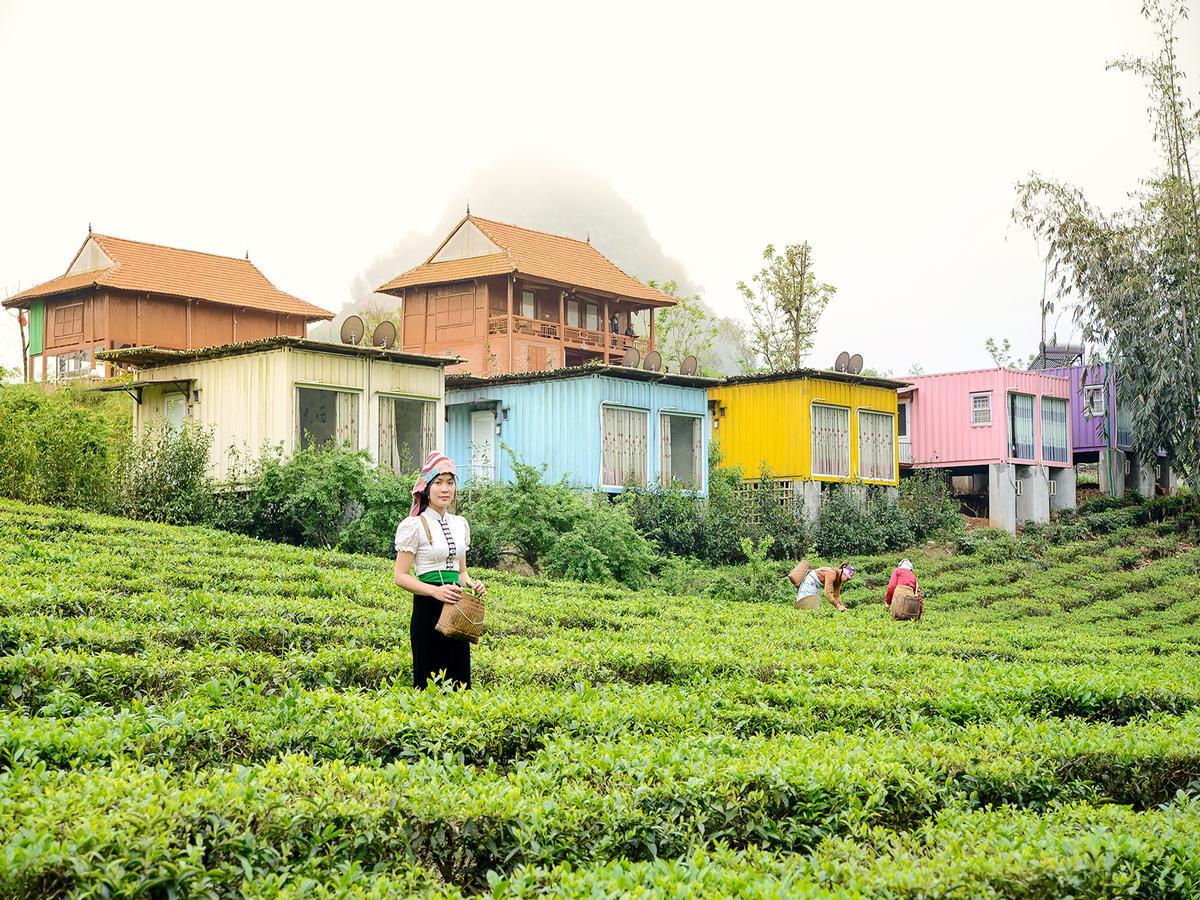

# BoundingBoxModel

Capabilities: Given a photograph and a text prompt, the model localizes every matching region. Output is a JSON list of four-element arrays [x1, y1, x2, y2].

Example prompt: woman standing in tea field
[[394, 451, 487, 689]]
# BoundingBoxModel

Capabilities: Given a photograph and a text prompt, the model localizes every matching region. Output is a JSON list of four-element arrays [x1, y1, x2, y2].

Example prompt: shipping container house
[[445, 365, 714, 495], [99, 337, 453, 481], [706, 369, 905, 522], [901, 367, 1075, 532]]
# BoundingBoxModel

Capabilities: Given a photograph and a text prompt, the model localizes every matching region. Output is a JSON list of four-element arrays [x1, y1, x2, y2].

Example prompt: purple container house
[[900, 367, 1075, 533], [1039, 362, 1168, 497]]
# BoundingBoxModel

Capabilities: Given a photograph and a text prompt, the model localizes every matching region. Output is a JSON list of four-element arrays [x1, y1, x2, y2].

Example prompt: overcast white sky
[[0, 1, 1187, 377]]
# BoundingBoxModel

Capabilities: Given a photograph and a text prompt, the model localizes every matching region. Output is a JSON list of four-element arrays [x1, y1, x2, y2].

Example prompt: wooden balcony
[[490, 315, 640, 354]]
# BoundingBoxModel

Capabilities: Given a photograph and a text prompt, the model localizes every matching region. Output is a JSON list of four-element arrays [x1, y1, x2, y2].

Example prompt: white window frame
[[896, 399, 909, 440], [163, 391, 188, 436], [468, 408, 496, 481], [377, 392, 438, 475], [521, 289, 536, 319], [599, 403, 650, 490], [810, 402, 851, 479], [1007, 391, 1036, 461], [857, 409, 896, 483], [970, 391, 992, 427], [659, 411, 704, 491], [1082, 383, 1107, 419], [294, 383, 362, 452]]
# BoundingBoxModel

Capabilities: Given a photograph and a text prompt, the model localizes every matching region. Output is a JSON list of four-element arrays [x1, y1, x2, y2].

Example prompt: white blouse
[[394, 509, 472, 576]]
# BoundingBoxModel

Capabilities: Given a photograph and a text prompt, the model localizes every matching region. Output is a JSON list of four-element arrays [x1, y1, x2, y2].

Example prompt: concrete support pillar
[[1015, 464, 1050, 526], [1048, 466, 1077, 513], [1128, 453, 1156, 498], [1098, 449, 1126, 497], [800, 480, 823, 525], [1167, 468, 1182, 496], [988, 463, 1017, 535]]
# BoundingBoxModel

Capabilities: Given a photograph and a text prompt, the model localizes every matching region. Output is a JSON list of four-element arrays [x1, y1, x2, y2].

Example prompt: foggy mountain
[[322, 157, 750, 374]]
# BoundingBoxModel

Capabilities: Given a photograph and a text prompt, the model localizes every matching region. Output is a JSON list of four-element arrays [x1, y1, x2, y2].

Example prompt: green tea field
[[2, 497, 1200, 897]]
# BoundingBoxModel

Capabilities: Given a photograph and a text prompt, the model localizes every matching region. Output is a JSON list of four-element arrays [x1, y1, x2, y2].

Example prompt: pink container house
[[900, 367, 1074, 533]]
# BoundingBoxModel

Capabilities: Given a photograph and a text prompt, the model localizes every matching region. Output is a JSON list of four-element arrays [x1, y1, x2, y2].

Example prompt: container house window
[[297, 387, 359, 450], [1041, 396, 1069, 462], [1117, 403, 1134, 448], [521, 290, 536, 319], [378, 396, 435, 474], [811, 403, 850, 478], [1082, 384, 1107, 418], [1008, 393, 1035, 459], [660, 413, 702, 487], [858, 410, 895, 481], [601, 406, 648, 487], [970, 392, 992, 426]]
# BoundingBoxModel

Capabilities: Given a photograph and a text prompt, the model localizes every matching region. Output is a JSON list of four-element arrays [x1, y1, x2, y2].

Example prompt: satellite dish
[[371, 320, 397, 349], [835, 351, 850, 372], [847, 353, 864, 375], [643, 349, 662, 372], [340, 315, 365, 345], [620, 347, 641, 368], [679, 355, 699, 376]]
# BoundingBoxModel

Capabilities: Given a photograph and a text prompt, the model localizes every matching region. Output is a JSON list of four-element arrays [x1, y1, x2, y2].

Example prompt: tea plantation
[[2, 497, 1199, 897]]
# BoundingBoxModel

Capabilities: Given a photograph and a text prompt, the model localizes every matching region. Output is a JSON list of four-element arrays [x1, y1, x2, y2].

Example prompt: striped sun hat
[[409, 451, 458, 517]]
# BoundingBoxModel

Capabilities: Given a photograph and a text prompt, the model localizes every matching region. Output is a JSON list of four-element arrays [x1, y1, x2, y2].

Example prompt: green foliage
[[815, 487, 914, 557], [545, 502, 655, 588], [241, 445, 373, 548], [1, 498, 1200, 894], [1014, 1, 1200, 494], [111, 424, 215, 526], [703, 537, 792, 604], [955, 527, 1024, 563], [899, 469, 964, 541], [0, 382, 120, 510], [738, 241, 836, 370], [335, 464, 417, 557]]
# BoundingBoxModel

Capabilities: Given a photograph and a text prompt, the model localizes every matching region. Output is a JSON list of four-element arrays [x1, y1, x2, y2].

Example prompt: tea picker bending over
[[885, 558, 923, 621], [788, 560, 855, 611], [394, 451, 487, 689]]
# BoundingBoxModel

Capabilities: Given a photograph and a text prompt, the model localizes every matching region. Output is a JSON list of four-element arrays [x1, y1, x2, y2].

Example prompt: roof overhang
[[718, 368, 910, 390], [98, 336, 460, 370], [447, 362, 717, 392], [97, 377, 195, 404]]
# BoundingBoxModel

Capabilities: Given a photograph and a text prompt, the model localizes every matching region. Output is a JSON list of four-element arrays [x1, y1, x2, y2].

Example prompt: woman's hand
[[468, 578, 487, 597], [431, 584, 463, 604]]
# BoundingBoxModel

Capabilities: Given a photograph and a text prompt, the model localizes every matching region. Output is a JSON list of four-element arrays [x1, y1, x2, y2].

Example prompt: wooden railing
[[489, 317, 643, 354]]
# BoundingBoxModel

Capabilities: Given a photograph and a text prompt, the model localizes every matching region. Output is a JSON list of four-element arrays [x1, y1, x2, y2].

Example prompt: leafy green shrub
[[703, 537, 793, 603], [112, 424, 216, 525], [242, 445, 372, 547], [0, 382, 120, 510], [954, 528, 1024, 563], [698, 447, 753, 564], [544, 501, 656, 587], [814, 488, 913, 557], [898, 469, 963, 540], [746, 466, 809, 561], [336, 465, 417, 557], [616, 479, 705, 559]]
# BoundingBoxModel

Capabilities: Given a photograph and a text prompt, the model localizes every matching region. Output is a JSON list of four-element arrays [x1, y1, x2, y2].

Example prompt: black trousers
[[410, 594, 471, 689]]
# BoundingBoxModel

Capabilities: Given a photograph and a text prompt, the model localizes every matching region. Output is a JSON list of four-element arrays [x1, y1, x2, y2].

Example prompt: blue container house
[[446, 365, 715, 495]]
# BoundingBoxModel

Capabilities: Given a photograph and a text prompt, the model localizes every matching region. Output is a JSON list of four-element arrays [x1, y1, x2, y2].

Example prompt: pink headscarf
[[410, 451, 458, 517]]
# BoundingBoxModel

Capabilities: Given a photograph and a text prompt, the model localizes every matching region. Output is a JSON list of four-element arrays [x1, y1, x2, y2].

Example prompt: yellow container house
[[708, 369, 906, 520]]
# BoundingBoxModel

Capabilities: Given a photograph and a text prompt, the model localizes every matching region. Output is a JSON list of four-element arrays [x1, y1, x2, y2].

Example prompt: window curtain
[[858, 411, 895, 480], [1009, 394, 1034, 459], [1041, 397, 1069, 462], [378, 396, 397, 472], [602, 407, 648, 487], [811, 405, 850, 477], [660, 413, 672, 487], [335, 391, 358, 449]]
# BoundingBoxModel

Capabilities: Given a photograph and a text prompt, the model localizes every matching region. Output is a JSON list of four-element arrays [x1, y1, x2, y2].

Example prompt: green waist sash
[[417, 570, 460, 586]]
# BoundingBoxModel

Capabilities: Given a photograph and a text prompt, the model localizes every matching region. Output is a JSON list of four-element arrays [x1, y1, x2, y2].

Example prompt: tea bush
[[111, 423, 216, 525]]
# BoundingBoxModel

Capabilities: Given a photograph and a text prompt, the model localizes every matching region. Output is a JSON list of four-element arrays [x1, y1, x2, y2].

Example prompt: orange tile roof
[[3, 233, 333, 320], [377, 216, 677, 307]]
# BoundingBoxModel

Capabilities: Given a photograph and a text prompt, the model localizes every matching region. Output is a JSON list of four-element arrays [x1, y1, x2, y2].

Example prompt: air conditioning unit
[[1048, 480, 1057, 497], [1015, 480, 1023, 497]]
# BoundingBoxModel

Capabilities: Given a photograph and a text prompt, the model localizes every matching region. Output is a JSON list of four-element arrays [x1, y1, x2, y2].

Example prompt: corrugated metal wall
[[446, 373, 710, 494], [707, 376, 899, 484], [1041, 364, 1121, 453], [134, 347, 444, 481]]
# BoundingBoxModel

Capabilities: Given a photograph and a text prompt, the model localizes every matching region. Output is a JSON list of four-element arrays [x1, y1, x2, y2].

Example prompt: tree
[[984, 337, 1034, 369], [647, 280, 719, 374], [1014, 0, 1200, 493], [355, 300, 404, 346], [737, 242, 835, 371]]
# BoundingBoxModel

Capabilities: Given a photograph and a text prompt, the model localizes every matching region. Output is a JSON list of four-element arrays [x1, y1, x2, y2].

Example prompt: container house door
[[470, 410, 494, 481], [898, 400, 911, 465], [164, 393, 187, 435]]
